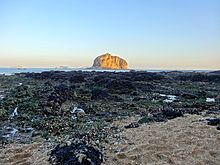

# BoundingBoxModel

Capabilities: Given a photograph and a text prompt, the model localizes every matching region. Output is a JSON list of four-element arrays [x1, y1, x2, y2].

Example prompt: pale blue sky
[[0, 0, 219, 69]]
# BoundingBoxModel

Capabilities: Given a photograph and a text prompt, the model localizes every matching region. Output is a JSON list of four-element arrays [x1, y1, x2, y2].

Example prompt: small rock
[[117, 153, 127, 159], [78, 153, 88, 163], [66, 141, 72, 146], [26, 127, 34, 133], [10, 107, 18, 117], [206, 98, 215, 103], [124, 122, 139, 129], [71, 107, 86, 119], [0, 94, 4, 99], [159, 94, 166, 97]]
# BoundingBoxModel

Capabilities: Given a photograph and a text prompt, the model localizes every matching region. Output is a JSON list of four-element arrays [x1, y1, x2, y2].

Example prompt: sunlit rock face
[[92, 53, 128, 69]]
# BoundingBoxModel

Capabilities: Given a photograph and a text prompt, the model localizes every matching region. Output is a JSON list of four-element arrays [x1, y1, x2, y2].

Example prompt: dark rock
[[138, 116, 154, 124], [161, 108, 183, 120], [131, 72, 165, 82], [131, 91, 138, 96], [181, 93, 198, 99], [124, 122, 139, 129], [47, 84, 75, 107], [177, 108, 200, 115], [197, 91, 207, 98], [132, 97, 146, 101], [209, 70, 220, 75], [217, 126, 220, 130], [207, 118, 220, 126], [44, 81, 53, 86], [69, 75, 86, 83], [133, 82, 155, 92], [152, 108, 183, 122], [91, 88, 109, 100], [49, 142, 103, 165], [106, 79, 135, 94], [206, 109, 220, 115], [176, 72, 220, 82], [152, 113, 167, 122]]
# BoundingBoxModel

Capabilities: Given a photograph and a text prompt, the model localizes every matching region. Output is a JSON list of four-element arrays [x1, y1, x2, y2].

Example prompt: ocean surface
[[0, 67, 212, 75]]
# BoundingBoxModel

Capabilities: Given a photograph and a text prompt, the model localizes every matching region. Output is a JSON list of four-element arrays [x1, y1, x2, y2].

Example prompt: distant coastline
[[0, 67, 217, 75]]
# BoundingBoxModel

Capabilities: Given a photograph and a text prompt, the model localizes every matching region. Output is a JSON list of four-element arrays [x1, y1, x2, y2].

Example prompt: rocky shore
[[0, 70, 220, 164]]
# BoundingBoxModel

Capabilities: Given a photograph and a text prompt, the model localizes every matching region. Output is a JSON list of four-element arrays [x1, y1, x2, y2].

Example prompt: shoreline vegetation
[[0, 70, 220, 164]]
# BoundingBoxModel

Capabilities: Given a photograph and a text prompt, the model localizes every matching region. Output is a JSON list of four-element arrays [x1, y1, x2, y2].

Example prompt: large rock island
[[92, 53, 128, 69]]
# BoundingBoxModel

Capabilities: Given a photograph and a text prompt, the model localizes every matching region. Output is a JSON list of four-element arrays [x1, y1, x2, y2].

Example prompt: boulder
[[92, 53, 128, 69], [50, 142, 103, 165]]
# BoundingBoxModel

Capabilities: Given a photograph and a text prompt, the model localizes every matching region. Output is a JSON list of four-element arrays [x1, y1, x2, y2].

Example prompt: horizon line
[[0, 66, 219, 71]]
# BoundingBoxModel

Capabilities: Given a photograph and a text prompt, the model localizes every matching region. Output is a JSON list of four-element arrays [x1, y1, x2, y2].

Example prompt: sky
[[0, 0, 219, 69]]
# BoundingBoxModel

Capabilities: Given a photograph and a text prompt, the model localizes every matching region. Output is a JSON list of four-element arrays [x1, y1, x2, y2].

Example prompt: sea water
[[0, 67, 139, 75], [0, 67, 74, 75], [0, 67, 212, 75]]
